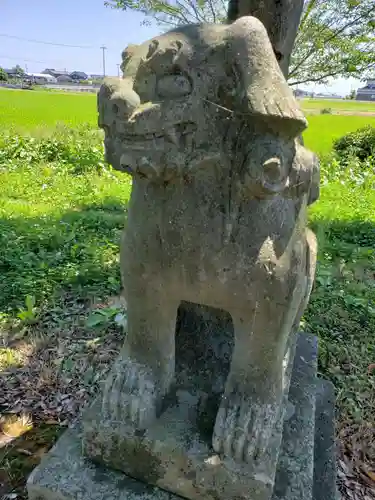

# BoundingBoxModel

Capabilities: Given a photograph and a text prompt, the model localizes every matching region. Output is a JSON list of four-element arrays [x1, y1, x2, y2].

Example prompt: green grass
[[307, 182, 375, 423], [304, 115, 375, 155], [0, 134, 131, 316], [0, 89, 96, 129], [2, 89, 374, 156], [301, 98, 375, 112]]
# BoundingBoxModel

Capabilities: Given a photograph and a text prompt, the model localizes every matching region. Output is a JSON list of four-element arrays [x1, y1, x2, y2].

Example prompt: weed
[[17, 296, 39, 325], [86, 307, 127, 330]]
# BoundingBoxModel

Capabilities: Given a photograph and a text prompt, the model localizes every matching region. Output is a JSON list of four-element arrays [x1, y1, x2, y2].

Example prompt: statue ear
[[224, 16, 307, 137], [261, 156, 289, 196]]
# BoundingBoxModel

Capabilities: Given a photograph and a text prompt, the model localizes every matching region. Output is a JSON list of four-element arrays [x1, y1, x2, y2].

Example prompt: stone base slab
[[27, 427, 179, 500], [81, 334, 311, 500], [27, 379, 337, 500], [28, 335, 337, 500]]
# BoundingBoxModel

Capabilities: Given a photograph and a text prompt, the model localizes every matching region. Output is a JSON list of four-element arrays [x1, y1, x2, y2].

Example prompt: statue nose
[[111, 85, 140, 117], [98, 78, 140, 128]]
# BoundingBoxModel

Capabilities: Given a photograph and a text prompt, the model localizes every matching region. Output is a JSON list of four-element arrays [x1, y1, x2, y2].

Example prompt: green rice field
[[1, 89, 375, 154]]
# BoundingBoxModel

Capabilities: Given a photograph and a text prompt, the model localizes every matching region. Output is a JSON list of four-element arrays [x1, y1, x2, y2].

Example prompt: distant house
[[42, 68, 56, 77], [4, 68, 22, 78], [293, 89, 312, 98], [356, 79, 375, 102], [89, 74, 104, 80], [42, 68, 71, 79], [70, 71, 88, 81], [27, 72, 57, 84], [56, 75, 73, 83]]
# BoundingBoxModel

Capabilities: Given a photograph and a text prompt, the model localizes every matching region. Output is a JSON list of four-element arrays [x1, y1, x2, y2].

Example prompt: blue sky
[[1, 0, 160, 76], [1, 0, 361, 95]]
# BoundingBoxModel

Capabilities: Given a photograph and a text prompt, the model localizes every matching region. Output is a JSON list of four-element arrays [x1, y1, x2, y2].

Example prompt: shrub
[[333, 126, 375, 161], [0, 126, 106, 174], [320, 107, 333, 114], [320, 154, 375, 186]]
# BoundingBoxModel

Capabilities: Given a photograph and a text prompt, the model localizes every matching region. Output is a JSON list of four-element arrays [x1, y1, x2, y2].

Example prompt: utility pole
[[117, 63, 120, 78], [100, 46, 107, 77]]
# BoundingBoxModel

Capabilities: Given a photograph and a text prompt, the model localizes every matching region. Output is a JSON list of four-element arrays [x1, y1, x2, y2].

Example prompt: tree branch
[[289, 70, 343, 87], [206, 0, 217, 22], [289, 4, 375, 79]]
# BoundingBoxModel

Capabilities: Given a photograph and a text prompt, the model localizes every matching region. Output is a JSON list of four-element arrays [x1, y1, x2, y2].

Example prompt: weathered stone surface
[[313, 379, 339, 500], [226, 0, 305, 77], [28, 335, 337, 500], [95, 16, 319, 490], [272, 334, 318, 500], [83, 313, 286, 500], [27, 428, 179, 500], [82, 333, 315, 500]]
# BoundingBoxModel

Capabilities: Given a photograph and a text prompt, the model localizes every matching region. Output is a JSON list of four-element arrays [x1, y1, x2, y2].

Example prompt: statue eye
[[156, 74, 192, 98]]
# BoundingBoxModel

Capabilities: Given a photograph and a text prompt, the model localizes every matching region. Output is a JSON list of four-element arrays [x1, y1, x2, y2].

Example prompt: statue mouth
[[122, 121, 197, 146]]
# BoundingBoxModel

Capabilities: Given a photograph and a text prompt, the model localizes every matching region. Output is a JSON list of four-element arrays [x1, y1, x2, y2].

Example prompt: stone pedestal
[[27, 334, 338, 500]]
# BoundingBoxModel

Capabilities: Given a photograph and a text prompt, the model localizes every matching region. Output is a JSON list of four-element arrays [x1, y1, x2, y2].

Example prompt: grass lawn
[[2, 88, 375, 155], [304, 114, 375, 155], [0, 89, 96, 130], [0, 88, 375, 498], [301, 98, 375, 112]]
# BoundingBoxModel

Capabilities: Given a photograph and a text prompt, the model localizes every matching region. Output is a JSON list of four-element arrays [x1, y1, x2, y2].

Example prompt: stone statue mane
[[97, 15, 319, 466]]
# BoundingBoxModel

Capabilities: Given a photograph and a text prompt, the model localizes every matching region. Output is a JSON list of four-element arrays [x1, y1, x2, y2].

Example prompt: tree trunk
[[227, 0, 304, 78]]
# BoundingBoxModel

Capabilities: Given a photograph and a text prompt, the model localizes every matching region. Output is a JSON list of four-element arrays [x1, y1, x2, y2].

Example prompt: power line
[[0, 33, 98, 49], [0, 54, 60, 65]]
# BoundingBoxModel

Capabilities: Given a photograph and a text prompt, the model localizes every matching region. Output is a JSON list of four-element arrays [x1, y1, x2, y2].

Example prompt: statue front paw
[[212, 389, 282, 463], [102, 356, 159, 429]]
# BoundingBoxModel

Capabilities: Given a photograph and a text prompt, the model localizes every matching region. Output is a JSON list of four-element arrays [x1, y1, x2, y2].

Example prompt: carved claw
[[212, 391, 282, 463], [102, 356, 158, 429]]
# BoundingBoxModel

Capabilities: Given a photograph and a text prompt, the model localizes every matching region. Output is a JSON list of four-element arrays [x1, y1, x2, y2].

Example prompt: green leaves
[[0, 67, 8, 82], [105, 0, 226, 25], [17, 295, 39, 325], [0, 127, 106, 175], [86, 307, 127, 329], [289, 0, 375, 85], [333, 126, 375, 162]]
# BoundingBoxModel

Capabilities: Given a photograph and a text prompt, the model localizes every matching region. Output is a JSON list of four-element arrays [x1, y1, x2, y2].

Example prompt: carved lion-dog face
[[98, 16, 317, 199]]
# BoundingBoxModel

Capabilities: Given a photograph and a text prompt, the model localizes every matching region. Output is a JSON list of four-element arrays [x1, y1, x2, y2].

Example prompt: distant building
[[293, 89, 312, 98], [89, 74, 104, 80], [56, 75, 73, 83], [70, 71, 88, 81], [42, 68, 71, 78], [4, 68, 23, 78], [356, 79, 375, 102], [26, 72, 57, 84]]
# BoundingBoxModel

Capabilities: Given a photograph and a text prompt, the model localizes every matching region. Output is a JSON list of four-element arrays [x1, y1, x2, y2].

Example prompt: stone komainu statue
[[98, 16, 319, 464]]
